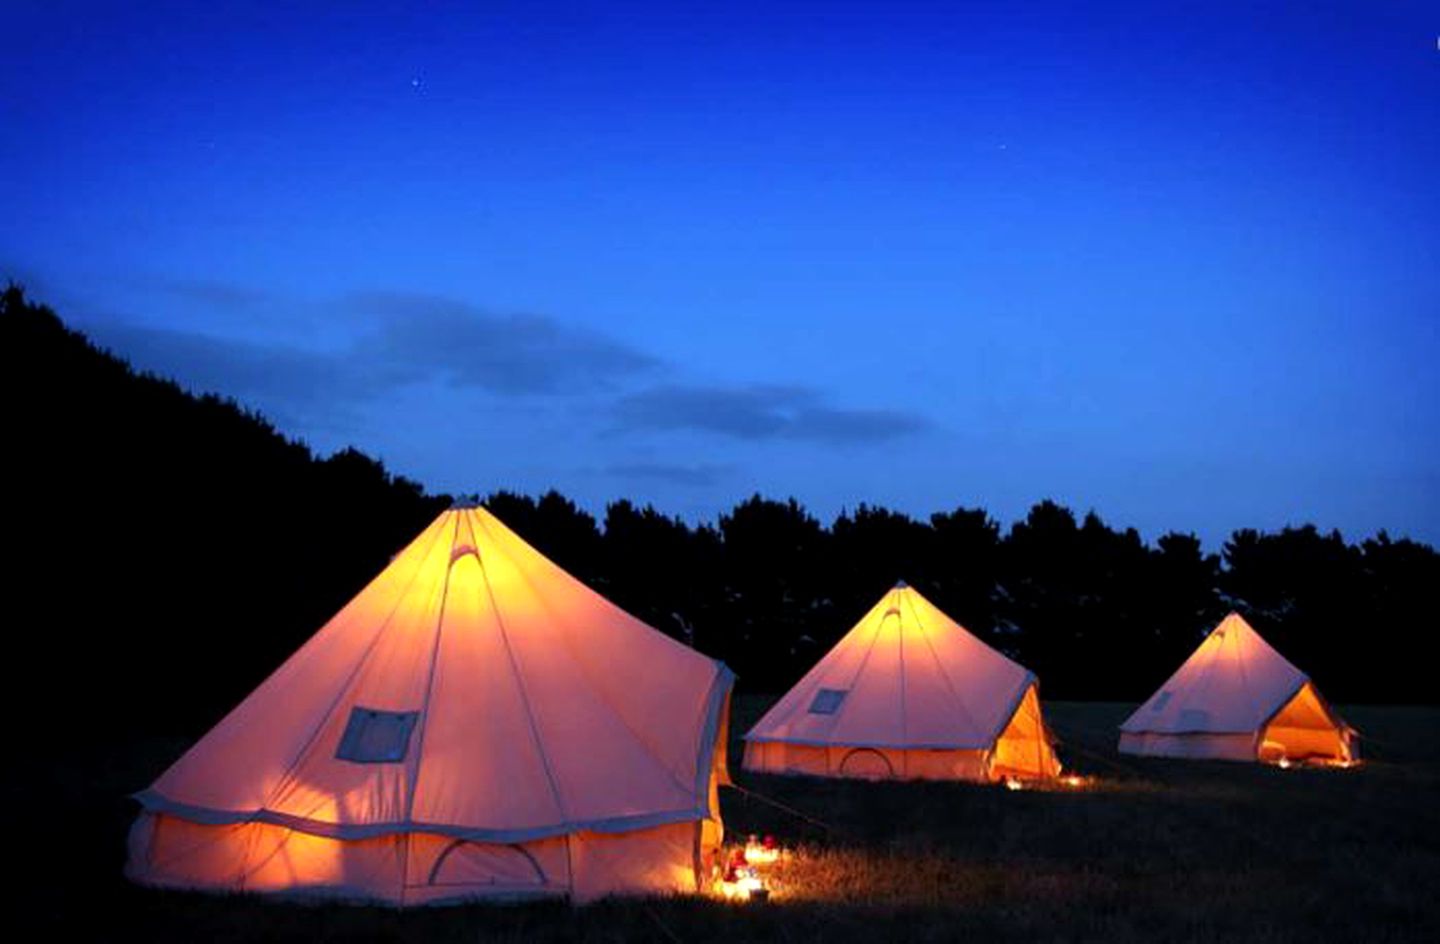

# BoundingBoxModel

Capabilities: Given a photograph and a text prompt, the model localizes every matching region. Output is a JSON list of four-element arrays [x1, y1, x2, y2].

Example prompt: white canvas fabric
[[127, 503, 733, 904], [742, 582, 1059, 781], [1119, 612, 1356, 764]]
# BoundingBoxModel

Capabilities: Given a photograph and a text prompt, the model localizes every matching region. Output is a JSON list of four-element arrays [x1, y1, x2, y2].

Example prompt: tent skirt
[[126, 813, 713, 904], [1119, 683, 1358, 764], [741, 683, 1060, 782], [1118, 729, 1357, 763]]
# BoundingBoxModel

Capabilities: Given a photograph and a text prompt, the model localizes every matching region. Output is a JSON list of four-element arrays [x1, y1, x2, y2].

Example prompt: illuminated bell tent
[[1119, 612, 1357, 764], [743, 582, 1060, 782], [127, 502, 735, 904]]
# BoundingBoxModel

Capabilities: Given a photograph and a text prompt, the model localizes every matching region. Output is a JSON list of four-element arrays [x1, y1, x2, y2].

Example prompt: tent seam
[[398, 510, 465, 899], [134, 789, 709, 843], [896, 591, 908, 757], [1233, 618, 1265, 728], [837, 598, 891, 734], [471, 511, 700, 800], [471, 515, 572, 826], [900, 590, 991, 744], [255, 520, 451, 815]]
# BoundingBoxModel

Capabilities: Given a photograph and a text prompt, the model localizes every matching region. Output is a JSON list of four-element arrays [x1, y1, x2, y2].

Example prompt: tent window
[[809, 689, 847, 715], [1151, 691, 1172, 712], [336, 706, 420, 763]]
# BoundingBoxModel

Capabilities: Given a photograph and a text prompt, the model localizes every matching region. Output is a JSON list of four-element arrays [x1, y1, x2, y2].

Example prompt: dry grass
[[18, 700, 1439, 942]]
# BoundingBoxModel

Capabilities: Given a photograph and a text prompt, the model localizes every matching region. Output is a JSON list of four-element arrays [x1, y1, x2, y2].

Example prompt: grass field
[[20, 699, 1439, 942]]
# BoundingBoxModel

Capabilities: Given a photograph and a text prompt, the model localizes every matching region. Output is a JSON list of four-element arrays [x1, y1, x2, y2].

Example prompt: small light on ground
[[744, 839, 782, 865], [711, 838, 785, 902], [717, 869, 767, 901], [1271, 756, 1359, 770]]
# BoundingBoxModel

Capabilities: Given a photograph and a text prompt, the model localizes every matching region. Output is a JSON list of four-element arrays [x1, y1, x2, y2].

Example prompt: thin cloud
[[150, 278, 271, 311], [790, 405, 930, 443], [74, 289, 933, 452], [600, 461, 734, 487], [348, 291, 658, 395], [613, 383, 929, 444], [77, 289, 660, 414], [83, 322, 364, 410]]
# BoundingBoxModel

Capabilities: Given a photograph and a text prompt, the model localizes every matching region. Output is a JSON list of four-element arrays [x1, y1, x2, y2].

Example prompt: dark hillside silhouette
[[3, 287, 1434, 745], [2, 287, 447, 738]]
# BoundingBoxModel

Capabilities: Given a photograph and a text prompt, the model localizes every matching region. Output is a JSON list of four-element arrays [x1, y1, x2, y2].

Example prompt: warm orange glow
[[1269, 755, 1360, 770], [745, 845, 781, 866], [1004, 777, 1024, 791], [130, 502, 736, 904], [715, 871, 766, 901], [990, 684, 1062, 781], [743, 836, 783, 866], [1261, 682, 1352, 764], [236, 821, 348, 890], [708, 869, 766, 903], [745, 583, 1061, 784], [1121, 614, 1358, 768], [709, 839, 783, 902]]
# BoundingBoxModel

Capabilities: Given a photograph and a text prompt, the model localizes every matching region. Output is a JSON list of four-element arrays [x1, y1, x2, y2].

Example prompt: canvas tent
[[1119, 612, 1357, 764], [127, 502, 734, 905], [743, 582, 1060, 782]]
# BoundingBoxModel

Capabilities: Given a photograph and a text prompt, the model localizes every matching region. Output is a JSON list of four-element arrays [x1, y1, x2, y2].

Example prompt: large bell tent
[[127, 502, 734, 904], [1119, 612, 1357, 765], [743, 582, 1060, 782]]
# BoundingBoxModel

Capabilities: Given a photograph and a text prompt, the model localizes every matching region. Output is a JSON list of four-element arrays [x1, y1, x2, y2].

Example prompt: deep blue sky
[[4, 1, 1437, 544]]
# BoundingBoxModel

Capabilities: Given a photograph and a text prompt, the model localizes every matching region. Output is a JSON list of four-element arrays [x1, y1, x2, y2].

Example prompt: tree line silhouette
[[3, 286, 1432, 740]]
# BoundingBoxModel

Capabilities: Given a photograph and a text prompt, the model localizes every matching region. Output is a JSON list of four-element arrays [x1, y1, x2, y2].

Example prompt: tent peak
[[1213, 611, 1252, 634], [893, 579, 909, 589], [449, 496, 482, 510]]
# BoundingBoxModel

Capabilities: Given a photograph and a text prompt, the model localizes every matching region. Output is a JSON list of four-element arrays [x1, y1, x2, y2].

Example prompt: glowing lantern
[[718, 866, 768, 901], [1004, 777, 1024, 791], [744, 833, 782, 866], [712, 839, 781, 901]]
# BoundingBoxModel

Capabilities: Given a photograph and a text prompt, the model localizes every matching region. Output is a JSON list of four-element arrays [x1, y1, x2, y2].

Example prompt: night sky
[[4, 1, 1437, 544]]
